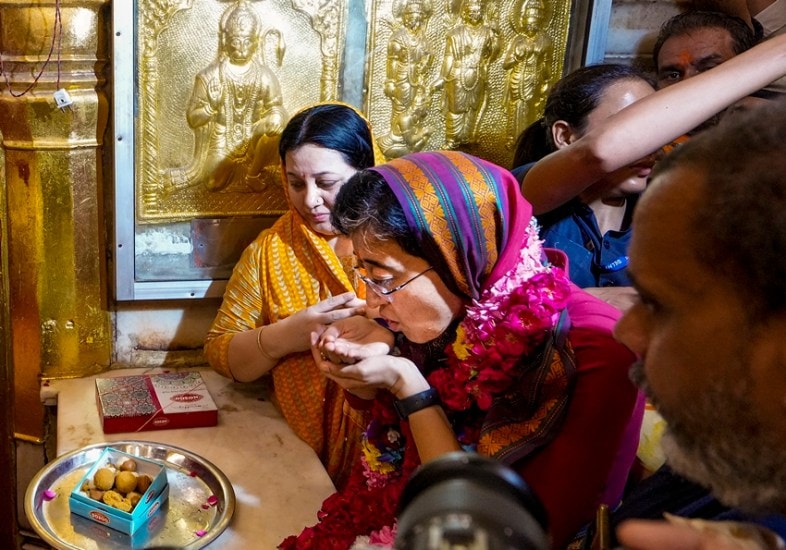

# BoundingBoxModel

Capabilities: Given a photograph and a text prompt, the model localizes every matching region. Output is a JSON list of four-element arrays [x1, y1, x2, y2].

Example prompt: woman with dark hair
[[281, 151, 644, 549], [204, 103, 385, 489], [512, 64, 653, 170], [514, 64, 656, 289]]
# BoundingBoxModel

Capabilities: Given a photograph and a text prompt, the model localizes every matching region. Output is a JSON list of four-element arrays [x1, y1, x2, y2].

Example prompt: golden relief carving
[[439, 0, 501, 149], [378, 0, 438, 157], [366, 0, 571, 167], [164, 1, 287, 195], [503, 0, 553, 149], [136, 0, 568, 221], [136, 0, 348, 222], [291, 0, 346, 101]]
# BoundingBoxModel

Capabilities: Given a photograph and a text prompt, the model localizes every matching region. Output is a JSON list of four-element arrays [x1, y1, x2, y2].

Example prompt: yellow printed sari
[[204, 103, 384, 489]]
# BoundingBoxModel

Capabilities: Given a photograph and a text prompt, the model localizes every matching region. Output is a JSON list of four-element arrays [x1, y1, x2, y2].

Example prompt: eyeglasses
[[355, 266, 434, 300]]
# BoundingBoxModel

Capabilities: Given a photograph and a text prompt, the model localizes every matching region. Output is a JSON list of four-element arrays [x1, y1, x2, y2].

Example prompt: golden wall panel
[[118, 0, 580, 296], [365, 0, 572, 168], [136, 0, 348, 222], [0, 0, 112, 434]]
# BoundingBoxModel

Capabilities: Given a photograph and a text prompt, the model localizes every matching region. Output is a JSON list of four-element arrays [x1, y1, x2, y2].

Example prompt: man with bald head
[[613, 101, 786, 549]]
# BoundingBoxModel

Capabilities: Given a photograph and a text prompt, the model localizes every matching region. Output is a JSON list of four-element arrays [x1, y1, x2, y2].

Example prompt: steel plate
[[25, 440, 235, 549]]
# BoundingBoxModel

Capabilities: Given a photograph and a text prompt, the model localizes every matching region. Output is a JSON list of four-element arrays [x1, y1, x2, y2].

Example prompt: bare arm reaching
[[522, 32, 786, 214]]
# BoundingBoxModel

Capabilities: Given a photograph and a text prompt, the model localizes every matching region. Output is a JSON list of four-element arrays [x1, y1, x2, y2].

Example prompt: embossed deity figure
[[439, 0, 500, 148], [380, 0, 436, 158], [167, 0, 287, 193], [503, 0, 552, 148]]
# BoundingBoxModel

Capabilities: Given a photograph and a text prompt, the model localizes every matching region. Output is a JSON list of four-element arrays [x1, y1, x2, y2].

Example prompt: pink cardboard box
[[96, 372, 218, 433]]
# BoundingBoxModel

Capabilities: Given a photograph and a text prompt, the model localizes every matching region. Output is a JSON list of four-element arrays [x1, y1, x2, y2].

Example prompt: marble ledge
[[40, 366, 336, 549]]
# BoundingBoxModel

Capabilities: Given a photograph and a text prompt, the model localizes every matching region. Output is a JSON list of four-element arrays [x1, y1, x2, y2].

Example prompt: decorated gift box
[[69, 448, 169, 535], [70, 504, 168, 546], [96, 371, 218, 434]]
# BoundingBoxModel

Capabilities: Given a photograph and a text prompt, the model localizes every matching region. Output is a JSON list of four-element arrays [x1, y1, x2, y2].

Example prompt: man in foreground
[[613, 101, 786, 548]]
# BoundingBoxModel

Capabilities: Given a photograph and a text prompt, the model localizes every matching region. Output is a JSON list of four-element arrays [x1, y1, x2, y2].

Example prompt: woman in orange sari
[[204, 103, 384, 489]]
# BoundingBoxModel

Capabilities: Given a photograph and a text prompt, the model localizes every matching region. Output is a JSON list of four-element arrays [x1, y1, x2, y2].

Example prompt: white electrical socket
[[53, 88, 73, 110]]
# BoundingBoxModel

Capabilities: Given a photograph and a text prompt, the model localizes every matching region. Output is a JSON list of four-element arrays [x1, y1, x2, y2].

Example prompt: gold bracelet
[[256, 326, 276, 362]]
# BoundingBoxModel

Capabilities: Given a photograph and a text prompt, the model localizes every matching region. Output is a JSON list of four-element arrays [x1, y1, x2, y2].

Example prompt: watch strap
[[394, 388, 441, 420]]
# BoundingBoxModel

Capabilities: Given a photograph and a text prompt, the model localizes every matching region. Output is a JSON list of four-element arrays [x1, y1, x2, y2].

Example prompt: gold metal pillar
[[0, 0, 111, 438], [0, 137, 18, 549]]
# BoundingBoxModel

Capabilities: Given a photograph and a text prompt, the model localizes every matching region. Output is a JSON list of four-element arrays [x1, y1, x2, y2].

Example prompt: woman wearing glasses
[[281, 151, 643, 549], [204, 103, 384, 490]]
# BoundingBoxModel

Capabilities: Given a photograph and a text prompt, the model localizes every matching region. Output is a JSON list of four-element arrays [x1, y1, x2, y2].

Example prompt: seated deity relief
[[136, 0, 347, 222], [164, 0, 287, 196]]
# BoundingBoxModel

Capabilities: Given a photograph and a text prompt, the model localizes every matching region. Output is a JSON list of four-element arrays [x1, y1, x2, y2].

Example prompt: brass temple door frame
[[113, 0, 612, 301]]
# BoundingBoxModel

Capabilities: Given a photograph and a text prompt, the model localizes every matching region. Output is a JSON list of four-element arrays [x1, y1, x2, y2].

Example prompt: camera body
[[395, 452, 550, 550]]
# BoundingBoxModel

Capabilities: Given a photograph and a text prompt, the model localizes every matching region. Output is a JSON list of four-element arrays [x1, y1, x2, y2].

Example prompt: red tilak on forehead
[[677, 51, 694, 66]]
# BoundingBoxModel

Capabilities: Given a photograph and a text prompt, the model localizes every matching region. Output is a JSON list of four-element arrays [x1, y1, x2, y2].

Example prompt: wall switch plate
[[53, 88, 73, 110]]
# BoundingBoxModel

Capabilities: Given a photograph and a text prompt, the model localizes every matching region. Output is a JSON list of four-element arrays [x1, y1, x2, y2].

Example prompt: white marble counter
[[41, 367, 335, 549]]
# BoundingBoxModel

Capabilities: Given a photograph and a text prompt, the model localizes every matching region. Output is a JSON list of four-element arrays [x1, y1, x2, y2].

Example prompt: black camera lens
[[396, 452, 549, 550]]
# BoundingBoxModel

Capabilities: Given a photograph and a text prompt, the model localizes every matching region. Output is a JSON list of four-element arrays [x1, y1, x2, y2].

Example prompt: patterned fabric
[[371, 150, 522, 299], [204, 102, 384, 489], [477, 308, 575, 463]]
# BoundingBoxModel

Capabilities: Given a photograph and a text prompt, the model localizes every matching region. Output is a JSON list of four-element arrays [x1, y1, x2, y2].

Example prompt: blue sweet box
[[69, 448, 169, 535]]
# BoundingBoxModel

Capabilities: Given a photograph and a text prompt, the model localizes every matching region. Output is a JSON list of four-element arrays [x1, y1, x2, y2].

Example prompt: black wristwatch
[[393, 388, 441, 420]]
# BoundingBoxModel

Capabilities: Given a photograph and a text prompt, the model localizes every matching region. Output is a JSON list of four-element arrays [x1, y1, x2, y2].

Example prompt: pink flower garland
[[429, 220, 571, 412]]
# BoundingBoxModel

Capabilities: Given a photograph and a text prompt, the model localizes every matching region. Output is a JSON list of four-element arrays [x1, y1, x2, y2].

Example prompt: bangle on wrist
[[394, 388, 440, 420], [256, 326, 276, 362]]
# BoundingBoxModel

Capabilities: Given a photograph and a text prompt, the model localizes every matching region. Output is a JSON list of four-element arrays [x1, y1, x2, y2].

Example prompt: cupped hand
[[285, 292, 366, 352], [313, 346, 423, 401], [317, 316, 394, 365]]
